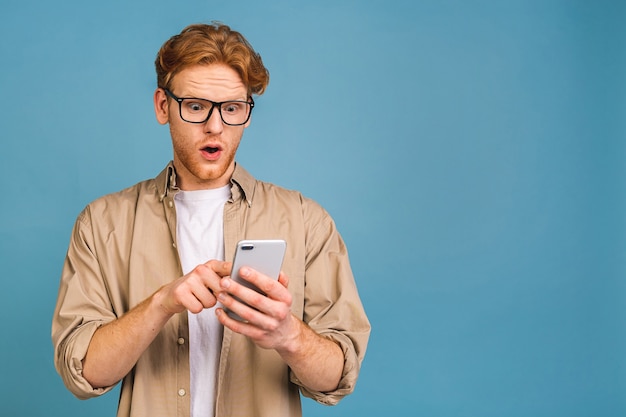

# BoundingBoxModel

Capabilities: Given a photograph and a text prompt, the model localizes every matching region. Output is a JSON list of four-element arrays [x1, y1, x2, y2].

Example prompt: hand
[[215, 267, 299, 351], [83, 259, 232, 388], [215, 267, 344, 392], [156, 260, 232, 315]]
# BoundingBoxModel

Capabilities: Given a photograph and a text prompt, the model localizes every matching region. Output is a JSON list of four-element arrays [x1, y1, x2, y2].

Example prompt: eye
[[223, 102, 245, 114], [185, 101, 206, 112]]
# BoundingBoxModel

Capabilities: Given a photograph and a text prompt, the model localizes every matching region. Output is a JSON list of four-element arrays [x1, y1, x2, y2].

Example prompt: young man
[[52, 23, 370, 417]]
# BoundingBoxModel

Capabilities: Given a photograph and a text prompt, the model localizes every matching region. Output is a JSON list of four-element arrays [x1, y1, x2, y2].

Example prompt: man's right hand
[[82, 259, 231, 388], [155, 259, 232, 315]]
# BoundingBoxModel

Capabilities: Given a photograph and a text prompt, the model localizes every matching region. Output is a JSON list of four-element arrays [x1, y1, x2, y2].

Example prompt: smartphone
[[226, 239, 287, 320]]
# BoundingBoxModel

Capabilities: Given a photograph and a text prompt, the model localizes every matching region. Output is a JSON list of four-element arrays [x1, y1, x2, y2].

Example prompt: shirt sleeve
[[292, 198, 371, 405], [51, 206, 118, 399]]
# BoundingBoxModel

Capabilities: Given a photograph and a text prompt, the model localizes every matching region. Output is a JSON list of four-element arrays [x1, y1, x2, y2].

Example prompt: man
[[52, 22, 370, 417]]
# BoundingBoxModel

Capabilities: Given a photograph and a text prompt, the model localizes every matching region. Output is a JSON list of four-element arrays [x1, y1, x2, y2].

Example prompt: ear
[[154, 88, 169, 125]]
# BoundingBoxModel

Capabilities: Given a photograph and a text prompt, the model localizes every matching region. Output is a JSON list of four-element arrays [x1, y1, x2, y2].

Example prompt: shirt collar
[[230, 163, 256, 207], [156, 161, 256, 207]]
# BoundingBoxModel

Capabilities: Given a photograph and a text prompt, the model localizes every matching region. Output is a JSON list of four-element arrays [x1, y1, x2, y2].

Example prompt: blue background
[[1, 1, 624, 416]]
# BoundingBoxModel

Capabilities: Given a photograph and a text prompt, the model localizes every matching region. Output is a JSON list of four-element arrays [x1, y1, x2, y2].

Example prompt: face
[[154, 64, 250, 190]]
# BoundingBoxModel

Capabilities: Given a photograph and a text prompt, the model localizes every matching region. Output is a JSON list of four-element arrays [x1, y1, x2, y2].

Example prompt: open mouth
[[204, 146, 219, 154]]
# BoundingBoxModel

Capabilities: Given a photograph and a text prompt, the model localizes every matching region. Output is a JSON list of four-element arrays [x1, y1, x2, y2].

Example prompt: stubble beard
[[171, 136, 239, 190]]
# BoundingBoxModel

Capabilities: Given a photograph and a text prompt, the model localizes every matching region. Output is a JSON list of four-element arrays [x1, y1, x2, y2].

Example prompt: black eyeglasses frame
[[163, 88, 254, 126]]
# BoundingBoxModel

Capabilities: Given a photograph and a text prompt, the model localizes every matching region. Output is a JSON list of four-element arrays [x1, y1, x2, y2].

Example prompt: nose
[[203, 105, 224, 134]]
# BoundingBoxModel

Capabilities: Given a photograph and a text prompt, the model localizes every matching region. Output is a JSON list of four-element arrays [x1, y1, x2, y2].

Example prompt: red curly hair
[[155, 22, 270, 96]]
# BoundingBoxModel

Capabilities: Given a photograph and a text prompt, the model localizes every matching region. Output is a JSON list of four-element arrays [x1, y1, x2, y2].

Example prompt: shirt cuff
[[291, 332, 360, 405], [56, 320, 117, 399]]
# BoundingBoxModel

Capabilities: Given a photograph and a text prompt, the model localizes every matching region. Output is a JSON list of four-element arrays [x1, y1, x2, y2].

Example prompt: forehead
[[170, 64, 248, 100]]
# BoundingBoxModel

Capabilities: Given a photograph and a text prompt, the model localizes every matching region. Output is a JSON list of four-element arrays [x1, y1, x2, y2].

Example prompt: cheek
[[228, 128, 245, 148], [169, 119, 201, 142], [169, 124, 194, 153]]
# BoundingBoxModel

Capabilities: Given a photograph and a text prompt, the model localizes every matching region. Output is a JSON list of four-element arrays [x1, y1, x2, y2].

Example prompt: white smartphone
[[226, 239, 287, 320]]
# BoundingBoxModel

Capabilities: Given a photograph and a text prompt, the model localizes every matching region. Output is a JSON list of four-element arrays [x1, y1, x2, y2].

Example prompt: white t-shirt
[[174, 185, 230, 417]]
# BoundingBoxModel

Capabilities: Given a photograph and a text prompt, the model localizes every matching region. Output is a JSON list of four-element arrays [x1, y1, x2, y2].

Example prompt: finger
[[191, 283, 218, 309], [219, 277, 290, 324], [193, 263, 226, 298], [277, 271, 289, 288], [228, 268, 292, 321], [216, 307, 260, 336], [177, 264, 221, 310], [168, 279, 213, 312], [215, 306, 295, 351], [217, 282, 266, 321], [217, 293, 266, 325], [236, 267, 291, 303], [179, 292, 206, 314], [205, 259, 232, 278], [215, 302, 280, 341]]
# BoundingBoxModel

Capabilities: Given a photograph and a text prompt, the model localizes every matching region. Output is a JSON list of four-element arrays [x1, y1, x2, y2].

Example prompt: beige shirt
[[52, 162, 371, 417]]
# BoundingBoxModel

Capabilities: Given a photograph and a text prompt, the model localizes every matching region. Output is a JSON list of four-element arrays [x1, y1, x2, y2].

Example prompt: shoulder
[[252, 180, 339, 241], [233, 164, 323, 212], [256, 179, 327, 214], [92, 177, 158, 210], [77, 177, 159, 226]]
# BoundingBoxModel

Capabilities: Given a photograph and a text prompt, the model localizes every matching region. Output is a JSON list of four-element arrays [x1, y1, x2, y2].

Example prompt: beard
[[169, 126, 242, 190]]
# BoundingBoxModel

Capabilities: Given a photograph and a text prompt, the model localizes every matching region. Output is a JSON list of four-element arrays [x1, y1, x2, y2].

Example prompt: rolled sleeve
[[292, 330, 369, 405], [54, 320, 116, 399], [294, 199, 371, 404], [51, 207, 119, 399]]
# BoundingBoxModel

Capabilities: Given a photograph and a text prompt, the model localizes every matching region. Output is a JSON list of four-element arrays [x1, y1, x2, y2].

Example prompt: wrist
[[150, 286, 180, 319], [276, 315, 305, 356]]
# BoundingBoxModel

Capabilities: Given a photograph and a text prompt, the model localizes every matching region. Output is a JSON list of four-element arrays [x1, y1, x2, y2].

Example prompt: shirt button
[[178, 388, 186, 397], [168, 200, 174, 208], [177, 337, 185, 345]]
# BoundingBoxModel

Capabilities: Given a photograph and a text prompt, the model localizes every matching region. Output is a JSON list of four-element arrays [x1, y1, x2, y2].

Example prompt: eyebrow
[[167, 89, 248, 102], [179, 94, 248, 102]]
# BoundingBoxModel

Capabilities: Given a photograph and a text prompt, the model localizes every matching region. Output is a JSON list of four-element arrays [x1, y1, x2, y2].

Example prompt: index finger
[[204, 259, 231, 273], [277, 271, 289, 289], [236, 267, 290, 302]]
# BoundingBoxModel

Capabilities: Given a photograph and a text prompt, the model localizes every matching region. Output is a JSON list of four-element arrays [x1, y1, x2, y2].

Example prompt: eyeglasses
[[164, 89, 254, 126]]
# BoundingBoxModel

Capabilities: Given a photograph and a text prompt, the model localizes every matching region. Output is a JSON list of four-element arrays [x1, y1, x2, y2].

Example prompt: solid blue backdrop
[[0, 1, 624, 416]]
